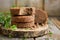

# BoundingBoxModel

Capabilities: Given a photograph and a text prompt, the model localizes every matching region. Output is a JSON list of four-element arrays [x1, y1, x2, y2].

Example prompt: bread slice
[[10, 7, 20, 16], [11, 15, 35, 22], [11, 21, 34, 28], [20, 7, 35, 15]]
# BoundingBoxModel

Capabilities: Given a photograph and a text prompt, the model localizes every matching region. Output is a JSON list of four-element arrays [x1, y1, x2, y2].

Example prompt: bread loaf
[[35, 9, 48, 25]]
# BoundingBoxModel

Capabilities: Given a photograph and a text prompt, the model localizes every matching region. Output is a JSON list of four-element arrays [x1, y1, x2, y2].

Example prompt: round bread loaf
[[11, 15, 35, 22], [35, 9, 48, 25], [10, 7, 20, 16], [11, 21, 34, 28]]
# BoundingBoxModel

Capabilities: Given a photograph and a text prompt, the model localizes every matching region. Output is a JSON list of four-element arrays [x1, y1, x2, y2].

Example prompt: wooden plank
[[36, 34, 60, 40], [42, 0, 45, 10], [36, 18, 60, 40], [48, 18, 60, 34], [50, 17, 60, 30], [45, 0, 60, 16], [15, 0, 18, 7], [0, 35, 34, 40]]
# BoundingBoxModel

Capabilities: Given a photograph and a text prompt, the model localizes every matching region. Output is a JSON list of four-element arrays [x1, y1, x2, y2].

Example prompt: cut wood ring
[[1, 24, 48, 38]]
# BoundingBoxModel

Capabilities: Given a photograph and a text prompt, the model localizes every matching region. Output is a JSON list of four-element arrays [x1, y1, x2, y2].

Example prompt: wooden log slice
[[11, 21, 34, 28], [10, 7, 20, 16], [35, 9, 48, 25], [11, 15, 35, 23], [1, 24, 48, 38]]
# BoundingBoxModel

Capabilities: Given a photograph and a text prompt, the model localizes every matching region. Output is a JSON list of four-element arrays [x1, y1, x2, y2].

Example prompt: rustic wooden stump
[[0, 24, 48, 38]]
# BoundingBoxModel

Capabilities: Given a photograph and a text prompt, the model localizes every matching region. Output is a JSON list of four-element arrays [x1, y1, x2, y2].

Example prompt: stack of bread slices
[[10, 7, 36, 28], [10, 7, 48, 29]]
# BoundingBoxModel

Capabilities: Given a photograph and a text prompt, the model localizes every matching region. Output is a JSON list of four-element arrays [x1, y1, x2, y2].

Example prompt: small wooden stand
[[0, 24, 48, 40]]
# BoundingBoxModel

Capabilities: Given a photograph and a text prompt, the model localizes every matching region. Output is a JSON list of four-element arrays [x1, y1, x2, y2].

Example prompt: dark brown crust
[[11, 15, 35, 23], [11, 21, 34, 28], [35, 9, 48, 25]]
